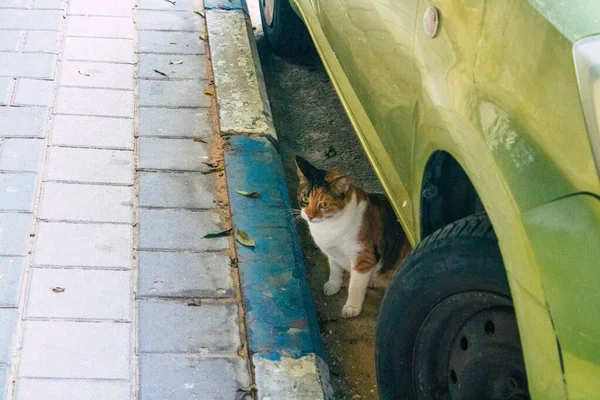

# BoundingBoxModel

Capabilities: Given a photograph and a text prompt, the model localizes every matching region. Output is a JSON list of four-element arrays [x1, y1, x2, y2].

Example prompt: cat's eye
[[319, 202, 328, 209], [301, 195, 309, 203]]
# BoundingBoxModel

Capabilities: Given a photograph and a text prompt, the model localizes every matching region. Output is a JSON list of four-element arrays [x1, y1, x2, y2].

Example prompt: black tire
[[376, 214, 529, 400], [259, 0, 311, 56]]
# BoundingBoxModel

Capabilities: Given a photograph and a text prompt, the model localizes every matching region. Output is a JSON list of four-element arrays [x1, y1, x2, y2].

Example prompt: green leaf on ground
[[235, 229, 255, 248], [194, 11, 205, 18], [153, 69, 168, 77], [236, 190, 260, 198], [202, 228, 232, 239]]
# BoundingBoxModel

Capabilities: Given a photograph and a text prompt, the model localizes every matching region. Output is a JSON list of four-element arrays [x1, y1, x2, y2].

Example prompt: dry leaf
[[169, 59, 184, 65], [203, 89, 213, 96], [216, 288, 227, 295], [202, 228, 232, 239], [186, 299, 202, 306], [193, 137, 207, 143], [236, 190, 260, 198], [77, 70, 90, 76], [51, 287, 65, 293], [235, 229, 256, 248], [236, 343, 245, 358], [199, 34, 206, 41], [201, 165, 224, 175], [153, 69, 168, 77]]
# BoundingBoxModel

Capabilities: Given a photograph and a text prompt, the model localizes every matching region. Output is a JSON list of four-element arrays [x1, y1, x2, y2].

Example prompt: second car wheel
[[376, 214, 530, 400], [259, 0, 311, 56]]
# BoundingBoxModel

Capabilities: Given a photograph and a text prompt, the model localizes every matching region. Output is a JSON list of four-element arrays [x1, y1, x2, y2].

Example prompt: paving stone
[[139, 54, 208, 80], [0, 256, 25, 307], [0, 213, 32, 255], [27, 268, 131, 320], [0, 139, 44, 173], [34, 222, 133, 268], [139, 138, 209, 171], [0, 107, 47, 138], [60, 61, 134, 89], [138, 251, 232, 298], [138, 31, 206, 55], [138, 10, 203, 31], [69, 0, 132, 17], [139, 80, 210, 107], [0, 10, 63, 30], [40, 182, 133, 223], [0, 53, 56, 79], [16, 379, 130, 400], [0, 308, 18, 363], [139, 301, 239, 353], [0, 78, 13, 106], [139, 108, 211, 138], [0, 0, 29, 8], [139, 354, 249, 400], [0, 366, 8, 400], [0, 31, 22, 52], [46, 147, 133, 184], [32, 0, 66, 9], [22, 30, 61, 53], [139, 172, 215, 209], [67, 16, 134, 39], [63, 37, 134, 63], [12, 78, 54, 107], [19, 320, 130, 379], [138, 209, 227, 251], [56, 87, 134, 118], [52, 115, 133, 149], [0, 173, 37, 212], [139, 0, 204, 10]]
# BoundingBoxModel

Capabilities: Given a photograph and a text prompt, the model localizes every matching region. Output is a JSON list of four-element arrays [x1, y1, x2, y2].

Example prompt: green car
[[260, 0, 600, 399]]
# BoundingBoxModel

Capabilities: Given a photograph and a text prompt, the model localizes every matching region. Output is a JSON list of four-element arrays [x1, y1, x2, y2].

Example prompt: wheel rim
[[263, 0, 275, 26], [413, 292, 530, 400]]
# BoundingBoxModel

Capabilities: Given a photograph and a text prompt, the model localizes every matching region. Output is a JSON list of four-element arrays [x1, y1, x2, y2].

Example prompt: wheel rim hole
[[460, 336, 468, 351], [450, 369, 458, 384], [485, 320, 495, 335]]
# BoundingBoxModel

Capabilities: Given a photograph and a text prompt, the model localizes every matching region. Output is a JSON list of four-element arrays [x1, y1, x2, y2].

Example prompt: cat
[[295, 156, 411, 318]]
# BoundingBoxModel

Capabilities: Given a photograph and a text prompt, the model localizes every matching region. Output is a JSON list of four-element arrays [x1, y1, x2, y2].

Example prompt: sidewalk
[[0, 0, 251, 398]]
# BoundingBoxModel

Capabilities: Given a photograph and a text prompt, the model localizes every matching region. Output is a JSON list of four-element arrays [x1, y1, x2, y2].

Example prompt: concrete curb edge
[[205, 1, 333, 399]]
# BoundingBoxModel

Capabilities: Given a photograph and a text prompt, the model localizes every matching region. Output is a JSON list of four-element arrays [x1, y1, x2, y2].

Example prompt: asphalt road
[[248, 5, 384, 399]]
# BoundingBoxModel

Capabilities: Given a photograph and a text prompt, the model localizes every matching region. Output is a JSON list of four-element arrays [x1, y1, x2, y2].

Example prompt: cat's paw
[[323, 281, 341, 296], [342, 304, 362, 318]]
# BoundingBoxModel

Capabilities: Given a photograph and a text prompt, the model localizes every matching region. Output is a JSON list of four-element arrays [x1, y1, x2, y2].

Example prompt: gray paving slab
[[139, 137, 209, 171], [69, 0, 132, 17], [138, 300, 240, 353], [138, 10, 203, 31], [60, 61, 134, 89], [16, 379, 130, 400], [34, 222, 133, 268], [63, 37, 134, 63], [0, 308, 18, 363], [12, 78, 54, 107], [138, 209, 228, 251], [46, 147, 134, 185], [0, 30, 22, 52], [0, 139, 44, 173], [138, 31, 206, 55], [19, 320, 130, 379], [56, 87, 134, 117], [139, 171, 215, 209], [0, 256, 25, 307], [139, 80, 210, 107], [27, 268, 132, 320], [0, 173, 38, 212], [138, 251, 233, 298], [0, 53, 56, 79], [0, 77, 12, 106], [0, 0, 29, 9], [0, 107, 47, 138], [40, 182, 132, 223], [0, 213, 33, 256], [138, 54, 208, 80], [66, 16, 135, 39], [0, 9, 63, 30], [52, 115, 134, 150], [139, 0, 204, 11], [139, 108, 211, 138], [22, 30, 61, 53], [0, 366, 8, 400], [32, 0, 65, 9], [139, 354, 249, 400]]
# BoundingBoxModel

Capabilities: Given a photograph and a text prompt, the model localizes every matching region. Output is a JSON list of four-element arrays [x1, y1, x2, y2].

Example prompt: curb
[[205, 1, 333, 399]]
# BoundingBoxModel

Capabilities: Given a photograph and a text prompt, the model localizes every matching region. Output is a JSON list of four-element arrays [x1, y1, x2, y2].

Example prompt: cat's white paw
[[342, 304, 362, 318], [323, 281, 341, 296]]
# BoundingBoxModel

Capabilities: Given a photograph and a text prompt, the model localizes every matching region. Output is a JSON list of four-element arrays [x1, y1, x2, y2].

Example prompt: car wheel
[[259, 0, 311, 56], [376, 214, 531, 400]]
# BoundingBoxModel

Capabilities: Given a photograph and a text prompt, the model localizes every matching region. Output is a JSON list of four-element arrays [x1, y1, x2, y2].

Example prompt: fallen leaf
[[203, 89, 213, 96], [199, 34, 206, 41], [169, 59, 184, 65], [236, 343, 245, 357], [216, 288, 227, 295], [235, 229, 256, 248], [169, 42, 177, 44], [51, 287, 65, 293], [236, 190, 260, 198], [153, 69, 168, 77], [202, 228, 232, 239], [193, 137, 207, 143], [201, 165, 224, 174], [194, 11, 205, 18], [325, 146, 337, 159], [186, 299, 202, 306], [77, 69, 90, 76], [29, 233, 35, 237], [164, 0, 176, 4], [235, 384, 257, 400], [203, 161, 218, 168]]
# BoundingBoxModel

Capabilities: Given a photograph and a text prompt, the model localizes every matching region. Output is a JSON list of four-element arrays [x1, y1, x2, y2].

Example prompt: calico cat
[[295, 156, 411, 318]]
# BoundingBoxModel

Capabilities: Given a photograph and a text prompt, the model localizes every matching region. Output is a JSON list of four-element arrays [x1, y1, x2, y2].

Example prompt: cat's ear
[[295, 156, 322, 183], [331, 176, 352, 195]]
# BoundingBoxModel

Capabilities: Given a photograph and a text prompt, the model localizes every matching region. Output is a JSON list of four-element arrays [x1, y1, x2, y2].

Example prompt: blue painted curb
[[224, 135, 325, 360]]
